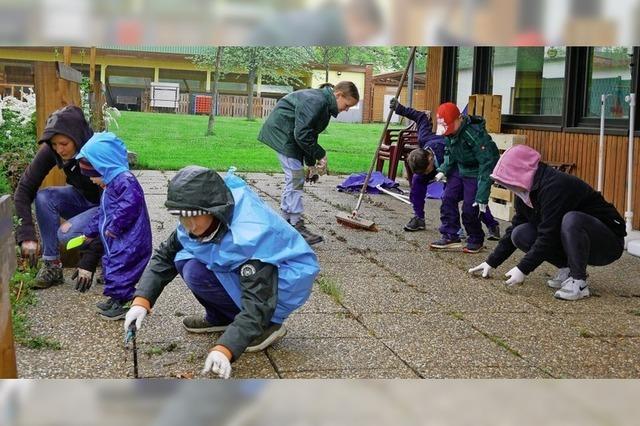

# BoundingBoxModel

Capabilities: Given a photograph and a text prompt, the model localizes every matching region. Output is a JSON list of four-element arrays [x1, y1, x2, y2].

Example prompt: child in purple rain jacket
[[77, 132, 152, 320]]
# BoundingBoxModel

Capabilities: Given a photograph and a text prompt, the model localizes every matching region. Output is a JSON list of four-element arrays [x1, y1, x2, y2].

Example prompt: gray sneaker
[[33, 260, 64, 289], [547, 267, 570, 289], [182, 315, 229, 333], [404, 216, 426, 232], [293, 220, 323, 245], [487, 224, 501, 241], [245, 323, 287, 352]]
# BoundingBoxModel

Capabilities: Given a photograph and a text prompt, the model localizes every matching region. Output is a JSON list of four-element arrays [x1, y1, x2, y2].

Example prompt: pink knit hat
[[491, 145, 541, 191]]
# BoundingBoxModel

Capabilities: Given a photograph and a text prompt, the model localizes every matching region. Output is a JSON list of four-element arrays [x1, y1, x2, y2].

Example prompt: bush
[[0, 92, 37, 192]]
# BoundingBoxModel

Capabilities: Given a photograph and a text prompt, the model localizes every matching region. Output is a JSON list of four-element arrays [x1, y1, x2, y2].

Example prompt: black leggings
[[511, 211, 625, 280]]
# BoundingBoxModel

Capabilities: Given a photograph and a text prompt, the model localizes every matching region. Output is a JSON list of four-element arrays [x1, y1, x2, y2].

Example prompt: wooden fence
[[215, 95, 277, 118]]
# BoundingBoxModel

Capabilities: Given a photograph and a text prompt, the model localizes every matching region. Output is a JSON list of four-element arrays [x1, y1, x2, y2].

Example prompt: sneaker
[[99, 299, 131, 320], [96, 297, 117, 312], [245, 323, 287, 352], [430, 237, 463, 250], [182, 315, 229, 333], [487, 224, 501, 241], [33, 260, 64, 289], [547, 267, 570, 289], [554, 278, 590, 301], [293, 220, 323, 245], [463, 242, 483, 253], [457, 228, 467, 240], [404, 216, 426, 232]]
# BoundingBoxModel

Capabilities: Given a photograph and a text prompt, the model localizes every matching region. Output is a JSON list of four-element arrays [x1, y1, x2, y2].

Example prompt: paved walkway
[[16, 170, 640, 378]]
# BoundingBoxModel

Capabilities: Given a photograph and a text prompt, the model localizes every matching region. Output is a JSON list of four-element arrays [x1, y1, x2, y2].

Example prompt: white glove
[[504, 266, 526, 286], [123, 305, 147, 332], [473, 202, 487, 213], [203, 350, 231, 379], [468, 262, 492, 278], [435, 172, 445, 182]]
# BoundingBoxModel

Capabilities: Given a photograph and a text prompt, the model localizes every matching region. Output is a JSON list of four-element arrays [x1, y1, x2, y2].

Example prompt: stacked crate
[[487, 133, 527, 221], [194, 95, 212, 114], [468, 94, 502, 133]]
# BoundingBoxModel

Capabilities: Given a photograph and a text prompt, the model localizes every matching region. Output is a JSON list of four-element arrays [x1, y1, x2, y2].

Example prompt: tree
[[304, 47, 344, 82], [192, 47, 225, 135], [223, 47, 308, 120]]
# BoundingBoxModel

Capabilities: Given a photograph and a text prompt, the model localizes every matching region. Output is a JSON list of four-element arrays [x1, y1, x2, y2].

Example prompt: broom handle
[[352, 46, 417, 215]]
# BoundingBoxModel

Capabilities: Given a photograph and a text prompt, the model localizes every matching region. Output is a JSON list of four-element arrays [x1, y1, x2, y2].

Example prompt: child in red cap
[[430, 102, 500, 253]]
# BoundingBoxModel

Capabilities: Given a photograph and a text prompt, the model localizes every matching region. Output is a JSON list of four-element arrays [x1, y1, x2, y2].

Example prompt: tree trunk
[[206, 47, 224, 136], [247, 66, 256, 120]]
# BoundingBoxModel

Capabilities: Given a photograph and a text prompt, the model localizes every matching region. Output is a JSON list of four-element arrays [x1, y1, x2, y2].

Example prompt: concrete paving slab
[[359, 313, 481, 339], [285, 312, 369, 338], [280, 367, 420, 378], [267, 338, 401, 373]]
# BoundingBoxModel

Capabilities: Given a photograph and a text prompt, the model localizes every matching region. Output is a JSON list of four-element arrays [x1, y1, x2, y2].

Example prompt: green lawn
[[113, 112, 400, 174]]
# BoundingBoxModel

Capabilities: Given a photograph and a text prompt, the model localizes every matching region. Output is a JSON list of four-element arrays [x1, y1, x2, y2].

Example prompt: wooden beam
[[0, 195, 18, 378]]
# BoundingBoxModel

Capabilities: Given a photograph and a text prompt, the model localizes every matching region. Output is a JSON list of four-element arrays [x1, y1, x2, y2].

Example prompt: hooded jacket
[[134, 166, 320, 360], [258, 86, 339, 166], [436, 115, 500, 204], [77, 132, 152, 301], [486, 145, 626, 274], [14, 106, 101, 245]]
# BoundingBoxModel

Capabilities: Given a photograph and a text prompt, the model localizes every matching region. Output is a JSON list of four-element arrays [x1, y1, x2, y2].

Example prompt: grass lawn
[[113, 111, 403, 174]]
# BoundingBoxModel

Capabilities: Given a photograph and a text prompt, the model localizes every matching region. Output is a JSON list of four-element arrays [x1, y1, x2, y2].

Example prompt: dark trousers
[[439, 170, 484, 244], [176, 259, 240, 325], [510, 211, 625, 280]]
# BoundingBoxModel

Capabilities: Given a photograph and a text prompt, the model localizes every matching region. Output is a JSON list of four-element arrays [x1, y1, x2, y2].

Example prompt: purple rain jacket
[[77, 132, 152, 301]]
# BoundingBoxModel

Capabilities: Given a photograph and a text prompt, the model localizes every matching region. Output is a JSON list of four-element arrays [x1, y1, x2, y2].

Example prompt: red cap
[[436, 102, 461, 136]]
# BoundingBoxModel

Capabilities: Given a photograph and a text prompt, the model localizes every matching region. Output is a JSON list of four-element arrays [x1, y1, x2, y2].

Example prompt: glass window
[[586, 47, 633, 119], [492, 47, 566, 116], [455, 47, 474, 110]]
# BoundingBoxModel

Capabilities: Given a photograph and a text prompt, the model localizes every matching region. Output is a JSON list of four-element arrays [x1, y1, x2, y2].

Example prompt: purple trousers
[[439, 170, 484, 244], [176, 259, 240, 326], [410, 173, 430, 219]]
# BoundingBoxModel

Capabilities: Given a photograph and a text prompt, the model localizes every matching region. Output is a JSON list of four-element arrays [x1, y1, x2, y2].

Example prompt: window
[[492, 47, 566, 118], [455, 47, 474, 109], [585, 47, 633, 119]]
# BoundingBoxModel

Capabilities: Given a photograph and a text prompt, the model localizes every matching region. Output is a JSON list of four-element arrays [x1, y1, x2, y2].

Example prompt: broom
[[336, 46, 417, 230]]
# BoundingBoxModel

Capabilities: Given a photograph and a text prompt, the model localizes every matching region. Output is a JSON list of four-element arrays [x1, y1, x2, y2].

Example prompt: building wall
[[371, 84, 426, 122], [505, 128, 640, 229]]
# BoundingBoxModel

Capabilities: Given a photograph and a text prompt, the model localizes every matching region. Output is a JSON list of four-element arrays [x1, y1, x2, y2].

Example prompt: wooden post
[[424, 47, 444, 126], [89, 46, 96, 85], [63, 46, 72, 66], [34, 61, 82, 188], [0, 195, 18, 378]]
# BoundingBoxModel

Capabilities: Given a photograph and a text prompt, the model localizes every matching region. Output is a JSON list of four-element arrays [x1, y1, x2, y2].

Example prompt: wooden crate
[[468, 94, 502, 133], [490, 185, 514, 203], [489, 199, 515, 221]]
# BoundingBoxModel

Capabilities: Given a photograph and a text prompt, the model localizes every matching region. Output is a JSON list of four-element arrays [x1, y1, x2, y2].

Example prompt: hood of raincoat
[[76, 132, 129, 185], [39, 105, 94, 166], [165, 166, 235, 237], [490, 144, 541, 192]]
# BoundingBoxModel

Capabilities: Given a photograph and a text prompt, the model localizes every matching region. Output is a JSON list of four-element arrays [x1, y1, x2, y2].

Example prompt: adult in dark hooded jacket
[[469, 145, 626, 301], [13, 105, 103, 289], [124, 166, 319, 379]]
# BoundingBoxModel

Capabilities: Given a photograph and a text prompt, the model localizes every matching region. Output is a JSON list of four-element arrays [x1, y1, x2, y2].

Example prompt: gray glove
[[72, 268, 94, 293], [389, 97, 399, 112]]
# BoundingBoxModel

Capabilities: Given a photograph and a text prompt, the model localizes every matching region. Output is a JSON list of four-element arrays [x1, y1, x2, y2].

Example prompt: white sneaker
[[547, 267, 570, 289], [554, 278, 590, 301]]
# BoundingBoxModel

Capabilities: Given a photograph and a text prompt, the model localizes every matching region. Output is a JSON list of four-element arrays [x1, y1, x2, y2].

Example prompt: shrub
[[0, 92, 37, 191]]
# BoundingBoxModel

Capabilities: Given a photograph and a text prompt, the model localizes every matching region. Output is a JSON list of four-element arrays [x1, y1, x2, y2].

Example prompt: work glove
[[473, 202, 488, 213], [21, 240, 38, 268], [468, 262, 493, 278], [305, 166, 320, 184], [124, 305, 148, 332], [389, 97, 399, 112], [203, 350, 231, 379], [504, 266, 526, 286], [72, 268, 94, 293], [434, 172, 446, 182]]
